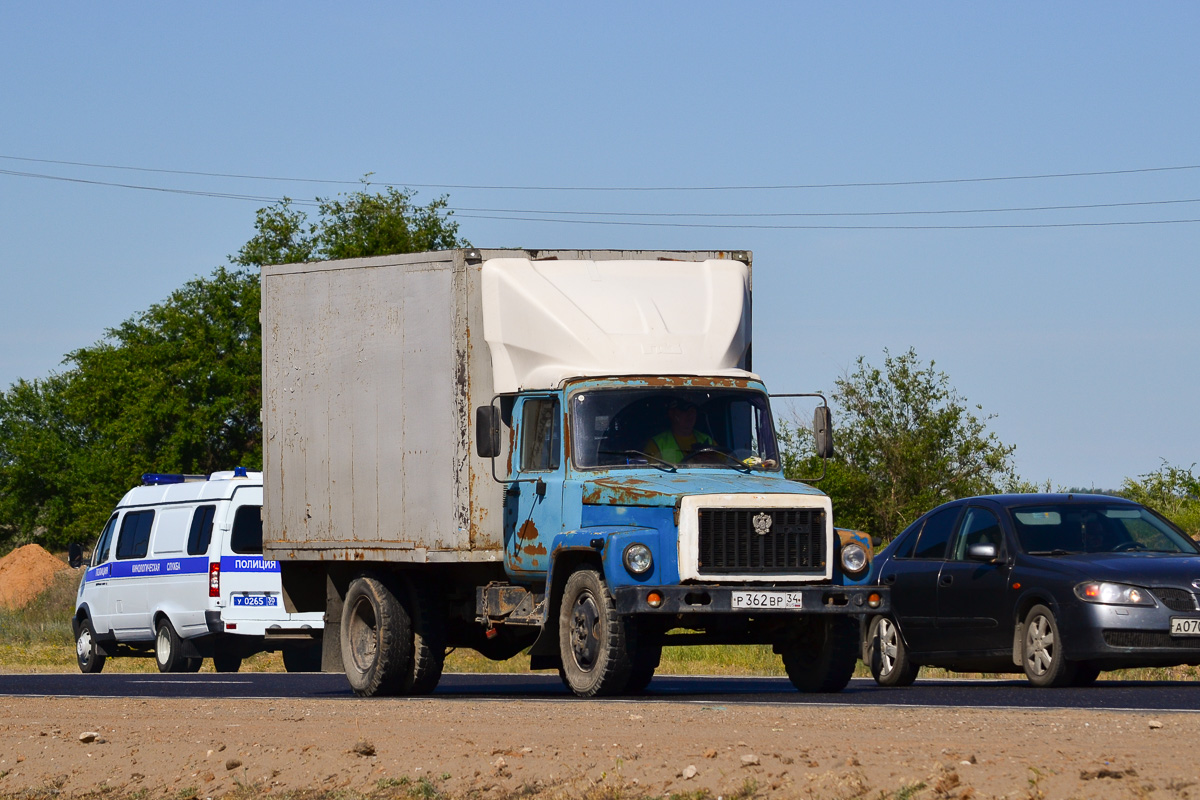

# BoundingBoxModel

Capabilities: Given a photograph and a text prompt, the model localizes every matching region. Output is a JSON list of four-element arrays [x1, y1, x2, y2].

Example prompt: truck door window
[[115, 511, 155, 560], [188, 505, 216, 555], [91, 515, 118, 566], [230, 505, 264, 555], [520, 398, 561, 472]]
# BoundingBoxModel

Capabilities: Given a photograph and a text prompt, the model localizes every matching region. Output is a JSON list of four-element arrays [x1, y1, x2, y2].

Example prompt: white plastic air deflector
[[481, 257, 753, 393]]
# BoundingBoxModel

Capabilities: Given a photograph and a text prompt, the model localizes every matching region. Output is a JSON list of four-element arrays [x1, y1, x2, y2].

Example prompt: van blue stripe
[[84, 556, 209, 583]]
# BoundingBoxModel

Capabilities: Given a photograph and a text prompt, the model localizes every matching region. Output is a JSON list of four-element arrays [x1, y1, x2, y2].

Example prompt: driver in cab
[[644, 398, 715, 463]]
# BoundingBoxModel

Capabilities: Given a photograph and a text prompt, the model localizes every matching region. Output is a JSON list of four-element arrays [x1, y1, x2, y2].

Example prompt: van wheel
[[282, 643, 322, 673], [779, 616, 859, 693], [558, 568, 634, 697], [213, 653, 243, 673], [75, 618, 105, 674], [154, 619, 191, 673]]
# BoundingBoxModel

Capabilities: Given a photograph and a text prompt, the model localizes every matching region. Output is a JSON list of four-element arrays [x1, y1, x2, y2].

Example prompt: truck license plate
[[232, 595, 278, 607], [1170, 617, 1200, 636], [731, 591, 803, 610]]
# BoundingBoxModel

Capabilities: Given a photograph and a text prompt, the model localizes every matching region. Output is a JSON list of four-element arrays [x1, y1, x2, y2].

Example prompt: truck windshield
[[570, 388, 780, 470]]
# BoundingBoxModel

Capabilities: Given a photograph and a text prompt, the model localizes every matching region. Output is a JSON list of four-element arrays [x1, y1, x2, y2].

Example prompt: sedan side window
[[951, 507, 1003, 560], [911, 506, 960, 560]]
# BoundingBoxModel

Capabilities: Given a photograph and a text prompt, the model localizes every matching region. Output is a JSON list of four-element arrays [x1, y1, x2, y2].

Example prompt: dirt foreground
[[0, 692, 1196, 800]]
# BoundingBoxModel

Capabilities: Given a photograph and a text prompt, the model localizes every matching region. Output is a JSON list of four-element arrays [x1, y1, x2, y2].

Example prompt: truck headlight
[[840, 542, 868, 575], [623, 543, 653, 576], [1075, 581, 1156, 606]]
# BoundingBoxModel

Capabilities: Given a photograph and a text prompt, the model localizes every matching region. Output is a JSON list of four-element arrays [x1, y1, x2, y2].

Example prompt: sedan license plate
[[731, 591, 803, 610], [232, 595, 278, 607], [1170, 617, 1200, 636]]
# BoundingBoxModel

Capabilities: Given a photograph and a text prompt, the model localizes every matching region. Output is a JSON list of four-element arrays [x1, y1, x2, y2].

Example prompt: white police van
[[72, 468, 323, 673]]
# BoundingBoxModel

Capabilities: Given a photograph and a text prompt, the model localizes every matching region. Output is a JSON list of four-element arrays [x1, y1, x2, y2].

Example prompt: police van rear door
[[218, 490, 288, 623]]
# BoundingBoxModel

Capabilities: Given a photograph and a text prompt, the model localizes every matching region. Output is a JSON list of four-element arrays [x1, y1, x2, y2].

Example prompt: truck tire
[[341, 575, 412, 696], [213, 653, 243, 673], [780, 616, 859, 693], [154, 618, 192, 674], [282, 643, 322, 673], [558, 568, 634, 697], [624, 640, 662, 693], [75, 617, 105, 674], [404, 577, 446, 694], [340, 574, 445, 696]]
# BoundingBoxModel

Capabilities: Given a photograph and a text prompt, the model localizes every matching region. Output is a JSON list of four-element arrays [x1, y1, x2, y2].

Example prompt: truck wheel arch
[[528, 548, 603, 661]]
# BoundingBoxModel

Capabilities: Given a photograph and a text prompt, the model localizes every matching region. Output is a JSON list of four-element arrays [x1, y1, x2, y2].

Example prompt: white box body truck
[[262, 249, 888, 696]]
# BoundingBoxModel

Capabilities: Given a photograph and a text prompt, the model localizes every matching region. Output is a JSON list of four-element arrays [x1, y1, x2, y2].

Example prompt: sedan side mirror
[[475, 405, 500, 459], [966, 542, 998, 562]]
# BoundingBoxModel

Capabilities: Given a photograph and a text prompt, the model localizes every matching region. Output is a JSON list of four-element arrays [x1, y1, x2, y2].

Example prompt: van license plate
[[1170, 617, 1200, 636], [232, 595, 278, 607], [731, 591, 803, 610]]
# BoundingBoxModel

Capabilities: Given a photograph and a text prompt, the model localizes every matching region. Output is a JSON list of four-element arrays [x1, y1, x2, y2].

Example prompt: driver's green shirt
[[645, 430, 714, 463]]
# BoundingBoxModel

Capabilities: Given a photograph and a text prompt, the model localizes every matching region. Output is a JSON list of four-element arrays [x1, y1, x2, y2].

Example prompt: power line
[[2, 153, 1199, 192], [453, 212, 1200, 230], [448, 197, 1200, 219], [4, 166, 1199, 229]]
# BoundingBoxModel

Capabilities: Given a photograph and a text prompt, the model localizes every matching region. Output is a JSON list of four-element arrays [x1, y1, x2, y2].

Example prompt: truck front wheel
[[779, 616, 859, 693], [558, 568, 635, 697]]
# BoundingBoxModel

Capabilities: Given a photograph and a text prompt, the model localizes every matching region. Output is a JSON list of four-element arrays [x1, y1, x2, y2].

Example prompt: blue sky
[[1, 4, 1196, 490]]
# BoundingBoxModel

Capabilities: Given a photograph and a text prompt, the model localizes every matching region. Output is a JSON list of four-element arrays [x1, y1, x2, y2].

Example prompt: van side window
[[230, 505, 263, 555], [115, 511, 155, 560], [188, 505, 217, 555], [92, 515, 118, 566]]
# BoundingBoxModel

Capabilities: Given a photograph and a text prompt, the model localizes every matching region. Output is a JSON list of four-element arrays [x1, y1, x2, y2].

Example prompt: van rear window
[[188, 505, 216, 555], [115, 511, 155, 560], [230, 505, 263, 555]]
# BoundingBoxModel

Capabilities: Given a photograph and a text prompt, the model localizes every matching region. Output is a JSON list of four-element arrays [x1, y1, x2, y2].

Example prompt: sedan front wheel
[[1022, 604, 1077, 688]]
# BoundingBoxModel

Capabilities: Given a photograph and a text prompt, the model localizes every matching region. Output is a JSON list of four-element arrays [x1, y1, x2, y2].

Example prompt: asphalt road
[[2, 672, 1199, 711]]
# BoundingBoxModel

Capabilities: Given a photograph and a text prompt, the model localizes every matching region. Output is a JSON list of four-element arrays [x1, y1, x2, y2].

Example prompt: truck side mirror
[[813, 406, 835, 459], [475, 405, 501, 459], [68, 542, 83, 569]]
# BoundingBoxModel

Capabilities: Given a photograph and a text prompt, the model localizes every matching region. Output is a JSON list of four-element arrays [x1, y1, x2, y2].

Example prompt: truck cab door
[[504, 395, 565, 579]]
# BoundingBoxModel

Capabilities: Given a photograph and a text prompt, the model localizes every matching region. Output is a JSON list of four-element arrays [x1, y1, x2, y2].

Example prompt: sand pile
[[0, 544, 72, 609]]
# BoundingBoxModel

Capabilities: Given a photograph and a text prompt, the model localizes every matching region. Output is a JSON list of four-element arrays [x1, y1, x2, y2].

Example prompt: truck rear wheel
[[340, 574, 445, 696], [780, 616, 859, 693], [558, 568, 634, 697]]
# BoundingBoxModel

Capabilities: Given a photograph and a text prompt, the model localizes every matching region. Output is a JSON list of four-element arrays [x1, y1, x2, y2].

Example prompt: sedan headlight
[[840, 542, 869, 575], [1074, 581, 1156, 606], [623, 543, 653, 576]]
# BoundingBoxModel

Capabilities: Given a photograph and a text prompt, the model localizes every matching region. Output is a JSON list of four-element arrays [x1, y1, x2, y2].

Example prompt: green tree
[[232, 184, 465, 268], [783, 348, 1016, 541], [0, 186, 466, 551], [1120, 461, 1200, 536]]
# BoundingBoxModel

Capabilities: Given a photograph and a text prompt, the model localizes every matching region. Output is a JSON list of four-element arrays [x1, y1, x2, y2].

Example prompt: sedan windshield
[[570, 387, 780, 470], [1012, 504, 1200, 555]]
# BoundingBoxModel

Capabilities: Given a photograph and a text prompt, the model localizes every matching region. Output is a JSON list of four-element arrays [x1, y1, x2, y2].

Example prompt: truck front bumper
[[612, 584, 889, 615]]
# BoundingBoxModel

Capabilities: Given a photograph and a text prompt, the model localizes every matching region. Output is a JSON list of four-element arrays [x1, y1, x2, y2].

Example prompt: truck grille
[[696, 508, 825, 575]]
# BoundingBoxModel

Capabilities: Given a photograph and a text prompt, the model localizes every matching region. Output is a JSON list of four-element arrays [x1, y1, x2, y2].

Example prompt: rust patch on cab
[[517, 520, 539, 541]]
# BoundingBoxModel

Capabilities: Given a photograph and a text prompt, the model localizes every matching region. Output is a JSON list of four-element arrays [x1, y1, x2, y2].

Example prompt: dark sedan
[[863, 493, 1200, 687]]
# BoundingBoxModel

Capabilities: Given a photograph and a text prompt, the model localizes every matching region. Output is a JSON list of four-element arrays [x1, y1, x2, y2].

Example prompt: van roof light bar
[[141, 473, 208, 485]]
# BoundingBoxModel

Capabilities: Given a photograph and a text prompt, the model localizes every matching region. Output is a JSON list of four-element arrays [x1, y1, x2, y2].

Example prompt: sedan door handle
[[939, 575, 954, 586]]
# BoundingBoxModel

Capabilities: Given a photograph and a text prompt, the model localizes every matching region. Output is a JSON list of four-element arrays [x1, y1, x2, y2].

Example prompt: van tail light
[[209, 563, 220, 597]]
